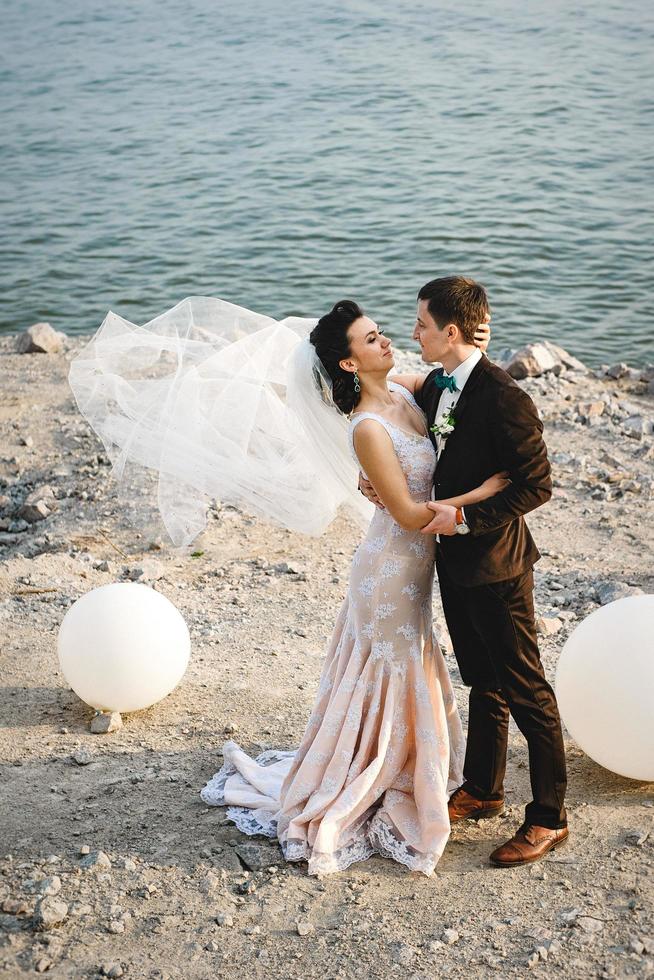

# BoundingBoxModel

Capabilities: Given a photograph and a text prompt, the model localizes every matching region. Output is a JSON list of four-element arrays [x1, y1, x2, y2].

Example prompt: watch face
[[456, 524, 470, 535]]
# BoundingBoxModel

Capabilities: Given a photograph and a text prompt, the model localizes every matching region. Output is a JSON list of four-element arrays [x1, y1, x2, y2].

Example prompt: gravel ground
[[0, 334, 653, 979]]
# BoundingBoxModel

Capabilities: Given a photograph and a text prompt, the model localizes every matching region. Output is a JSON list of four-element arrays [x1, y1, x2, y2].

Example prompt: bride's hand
[[479, 470, 510, 498], [474, 313, 491, 353]]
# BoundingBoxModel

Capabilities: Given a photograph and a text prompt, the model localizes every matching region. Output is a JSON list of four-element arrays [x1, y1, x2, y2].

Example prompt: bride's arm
[[353, 421, 442, 531], [437, 471, 511, 509]]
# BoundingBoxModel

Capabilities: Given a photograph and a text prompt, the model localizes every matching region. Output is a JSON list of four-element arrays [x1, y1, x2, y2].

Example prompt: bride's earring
[[353, 370, 361, 393]]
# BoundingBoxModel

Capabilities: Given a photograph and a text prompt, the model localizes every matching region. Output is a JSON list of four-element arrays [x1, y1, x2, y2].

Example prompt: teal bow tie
[[434, 368, 458, 393]]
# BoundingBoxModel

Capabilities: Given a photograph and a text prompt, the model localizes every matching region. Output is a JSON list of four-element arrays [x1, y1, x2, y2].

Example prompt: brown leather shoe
[[448, 786, 505, 823], [489, 824, 569, 867]]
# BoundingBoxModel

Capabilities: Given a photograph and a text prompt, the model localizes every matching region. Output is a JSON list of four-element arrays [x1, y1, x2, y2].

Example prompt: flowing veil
[[68, 297, 374, 547]]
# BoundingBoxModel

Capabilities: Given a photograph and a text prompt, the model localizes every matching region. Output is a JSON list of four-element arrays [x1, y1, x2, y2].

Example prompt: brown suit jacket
[[414, 354, 552, 587]]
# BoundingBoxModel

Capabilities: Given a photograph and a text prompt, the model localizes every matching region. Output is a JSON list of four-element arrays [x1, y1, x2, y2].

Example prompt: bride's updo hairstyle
[[310, 300, 365, 416]]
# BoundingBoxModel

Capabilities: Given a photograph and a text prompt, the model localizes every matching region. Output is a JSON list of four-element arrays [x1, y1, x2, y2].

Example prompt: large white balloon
[[555, 594, 654, 781], [58, 583, 190, 713]]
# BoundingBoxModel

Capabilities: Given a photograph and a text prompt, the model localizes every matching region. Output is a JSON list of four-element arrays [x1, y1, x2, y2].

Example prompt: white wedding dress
[[201, 382, 465, 876]]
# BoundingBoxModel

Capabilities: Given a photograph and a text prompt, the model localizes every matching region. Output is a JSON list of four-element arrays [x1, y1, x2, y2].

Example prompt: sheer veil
[[68, 296, 373, 547]]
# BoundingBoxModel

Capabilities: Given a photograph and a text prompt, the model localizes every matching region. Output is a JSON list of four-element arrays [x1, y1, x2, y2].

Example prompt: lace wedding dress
[[201, 382, 464, 876]]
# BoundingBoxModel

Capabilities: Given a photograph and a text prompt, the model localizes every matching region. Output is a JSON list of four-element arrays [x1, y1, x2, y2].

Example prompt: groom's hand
[[474, 314, 491, 353], [358, 473, 385, 510], [420, 501, 457, 535]]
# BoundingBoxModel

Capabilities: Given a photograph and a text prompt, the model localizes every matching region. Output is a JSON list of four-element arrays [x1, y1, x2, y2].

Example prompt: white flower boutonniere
[[430, 407, 457, 439]]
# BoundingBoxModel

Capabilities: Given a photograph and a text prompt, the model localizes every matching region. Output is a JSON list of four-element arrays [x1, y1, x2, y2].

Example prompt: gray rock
[[35, 957, 53, 973], [504, 343, 561, 380], [38, 876, 61, 897], [624, 415, 652, 440], [543, 341, 587, 373], [90, 711, 123, 735], [577, 401, 605, 421], [8, 518, 29, 532], [442, 928, 459, 945], [296, 920, 314, 937], [596, 582, 644, 605], [16, 322, 66, 354], [100, 966, 124, 979], [625, 828, 649, 846], [125, 559, 164, 582], [536, 616, 563, 636], [80, 850, 111, 871], [235, 841, 282, 871], [72, 750, 93, 766], [33, 897, 68, 930], [18, 485, 57, 523], [215, 913, 234, 927], [576, 916, 604, 934], [606, 362, 630, 379]]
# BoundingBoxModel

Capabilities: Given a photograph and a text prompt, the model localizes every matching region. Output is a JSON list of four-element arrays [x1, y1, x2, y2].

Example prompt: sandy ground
[[1, 334, 653, 980]]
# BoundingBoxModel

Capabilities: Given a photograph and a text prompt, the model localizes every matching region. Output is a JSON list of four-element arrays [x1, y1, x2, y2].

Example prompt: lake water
[[2, 0, 653, 365]]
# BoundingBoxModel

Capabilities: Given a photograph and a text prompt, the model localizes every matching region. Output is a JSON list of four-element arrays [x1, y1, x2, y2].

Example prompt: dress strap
[[388, 379, 424, 415]]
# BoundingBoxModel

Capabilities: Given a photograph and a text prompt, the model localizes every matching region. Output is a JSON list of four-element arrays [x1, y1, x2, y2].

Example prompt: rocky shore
[[0, 328, 653, 979]]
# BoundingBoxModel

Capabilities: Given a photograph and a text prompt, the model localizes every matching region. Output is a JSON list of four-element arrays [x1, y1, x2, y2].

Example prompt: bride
[[197, 300, 505, 876], [69, 295, 502, 877]]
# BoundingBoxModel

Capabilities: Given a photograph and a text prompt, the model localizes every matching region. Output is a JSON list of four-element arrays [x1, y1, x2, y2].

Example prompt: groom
[[366, 276, 568, 866]]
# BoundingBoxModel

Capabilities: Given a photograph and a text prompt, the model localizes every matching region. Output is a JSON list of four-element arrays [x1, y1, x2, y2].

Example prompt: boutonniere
[[430, 407, 457, 439]]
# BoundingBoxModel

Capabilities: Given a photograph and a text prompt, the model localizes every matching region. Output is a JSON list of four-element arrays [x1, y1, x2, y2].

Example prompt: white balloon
[[58, 583, 190, 713], [555, 594, 654, 781]]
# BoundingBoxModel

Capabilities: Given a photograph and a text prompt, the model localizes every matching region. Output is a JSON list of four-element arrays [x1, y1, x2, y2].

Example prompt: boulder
[[503, 344, 562, 380], [542, 341, 587, 373], [16, 322, 66, 354]]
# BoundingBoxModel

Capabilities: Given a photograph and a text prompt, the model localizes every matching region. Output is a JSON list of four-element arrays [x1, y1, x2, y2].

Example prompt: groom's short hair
[[418, 276, 489, 344]]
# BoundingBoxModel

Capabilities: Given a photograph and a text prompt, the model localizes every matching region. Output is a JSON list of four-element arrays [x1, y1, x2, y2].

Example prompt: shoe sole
[[450, 806, 505, 824], [489, 832, 569, 868]]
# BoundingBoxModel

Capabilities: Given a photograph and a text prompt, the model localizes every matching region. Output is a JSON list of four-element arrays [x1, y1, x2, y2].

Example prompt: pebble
[[33, 897, 68, 930], [576, 916, 604, 934], [90, 711, 123, 734], [38, 876, 61, 897], [296, 921, 314, 937], [34, 957, 53, 973], [100, 964, 124, 978], [215, 913, 234, 927], [2, 899, 30, 915], [80, 850, 111, 871], [442, 928, 459, 945], [107, 920, 125, 934], [536, 615, 563, 636], [72, 750, 93, 766]]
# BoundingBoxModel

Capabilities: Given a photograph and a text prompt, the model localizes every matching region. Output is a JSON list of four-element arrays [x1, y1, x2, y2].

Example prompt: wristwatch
[[455, 507, 470, 535]]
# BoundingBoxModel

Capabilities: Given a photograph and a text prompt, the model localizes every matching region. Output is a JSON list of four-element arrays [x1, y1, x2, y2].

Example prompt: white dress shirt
[[434, 347, 483, 447], [431, 347, 483, 538]]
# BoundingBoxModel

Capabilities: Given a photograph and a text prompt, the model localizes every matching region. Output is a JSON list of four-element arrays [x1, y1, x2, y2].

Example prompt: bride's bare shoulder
[[389, 373, 427, 395]]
